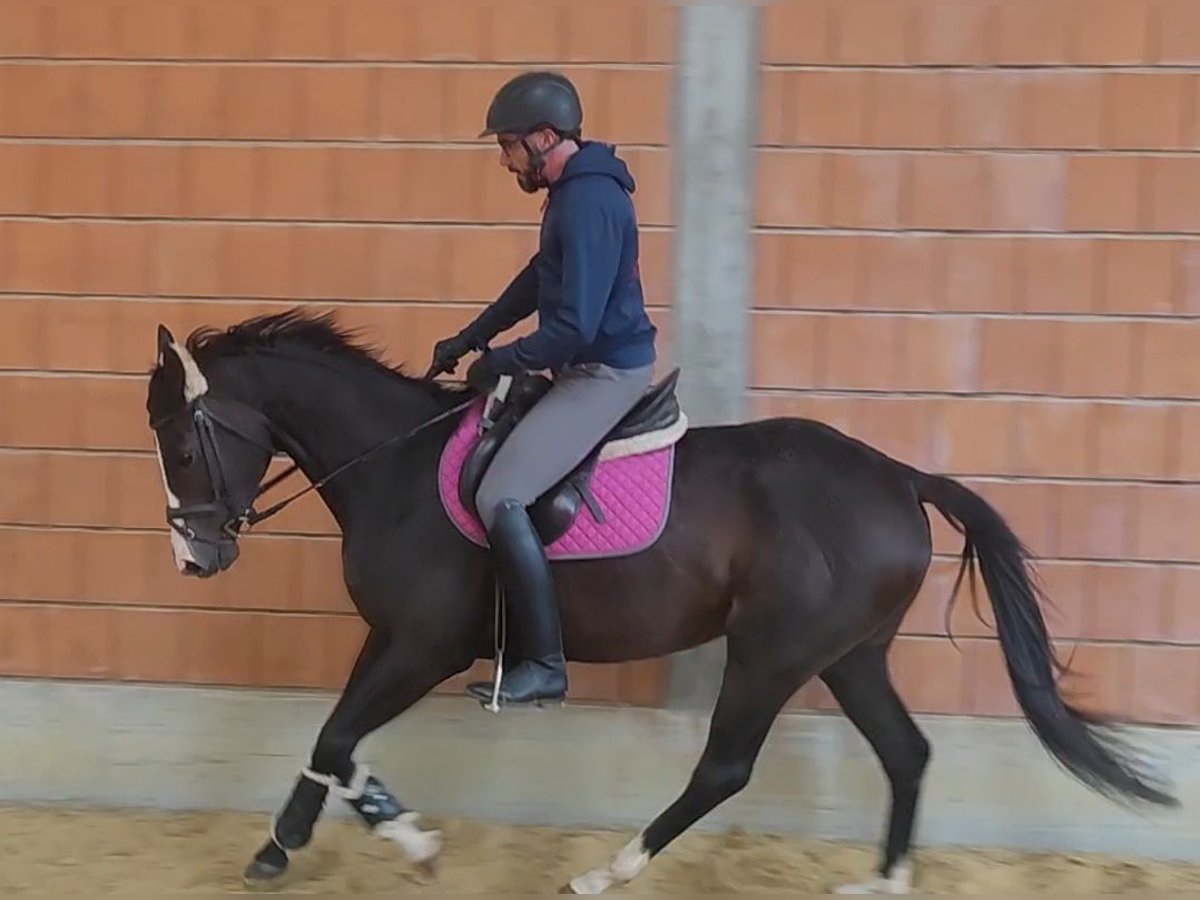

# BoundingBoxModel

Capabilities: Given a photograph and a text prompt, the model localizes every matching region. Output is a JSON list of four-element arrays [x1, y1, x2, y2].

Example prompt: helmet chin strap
[[519, 132, 565, 189]]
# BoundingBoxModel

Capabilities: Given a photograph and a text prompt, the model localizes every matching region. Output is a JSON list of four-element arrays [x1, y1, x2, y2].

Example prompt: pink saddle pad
[[437, 399, 675, 561]]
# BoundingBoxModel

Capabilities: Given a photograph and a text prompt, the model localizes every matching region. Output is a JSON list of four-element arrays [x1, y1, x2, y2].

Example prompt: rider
[[429, 70, 658, 707]]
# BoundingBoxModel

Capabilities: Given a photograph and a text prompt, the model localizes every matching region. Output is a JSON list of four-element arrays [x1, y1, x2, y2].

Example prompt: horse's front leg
[[244, 626, 470, 884]]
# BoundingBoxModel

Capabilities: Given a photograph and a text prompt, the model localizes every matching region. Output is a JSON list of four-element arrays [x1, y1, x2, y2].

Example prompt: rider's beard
[[515, 167, 542, 193]]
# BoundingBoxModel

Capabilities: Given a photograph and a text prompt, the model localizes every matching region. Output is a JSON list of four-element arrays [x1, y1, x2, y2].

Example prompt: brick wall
[[0, 0, 675, 705], [759, 0, 1200, 726], [1, 0, 1197, 727]]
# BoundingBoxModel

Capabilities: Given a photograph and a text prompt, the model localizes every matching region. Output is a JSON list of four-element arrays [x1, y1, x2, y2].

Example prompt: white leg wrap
[[299, 766, 339, 789], [376, 811, 443, 863], [568, 835, 650, 894], [835, 859, 913, 894], [300, 761, 372, 800]]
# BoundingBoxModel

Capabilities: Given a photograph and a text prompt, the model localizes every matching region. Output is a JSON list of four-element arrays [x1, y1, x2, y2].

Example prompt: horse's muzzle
[[179, 538, 240, 579]]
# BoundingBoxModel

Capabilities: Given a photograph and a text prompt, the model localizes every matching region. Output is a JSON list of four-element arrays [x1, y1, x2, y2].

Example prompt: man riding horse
[[429, 70, 658, 708], [146, 69, 1179, 884]]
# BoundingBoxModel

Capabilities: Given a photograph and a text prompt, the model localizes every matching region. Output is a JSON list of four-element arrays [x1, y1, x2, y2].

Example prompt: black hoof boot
[[244, 839, 289, 882], [244, 768, 328, 883]]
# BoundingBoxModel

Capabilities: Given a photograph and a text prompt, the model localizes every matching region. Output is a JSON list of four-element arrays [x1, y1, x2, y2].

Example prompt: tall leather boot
[[466, 498, 568, 706]]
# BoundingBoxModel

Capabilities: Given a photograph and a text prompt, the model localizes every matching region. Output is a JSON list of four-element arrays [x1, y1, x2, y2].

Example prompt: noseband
[[150, 390, 477, 542]]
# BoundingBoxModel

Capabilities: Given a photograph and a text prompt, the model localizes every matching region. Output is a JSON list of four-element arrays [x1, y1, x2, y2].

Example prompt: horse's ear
[[157, 324, 174, 363]]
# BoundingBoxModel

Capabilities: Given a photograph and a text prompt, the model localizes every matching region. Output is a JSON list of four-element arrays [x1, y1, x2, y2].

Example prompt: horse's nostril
[[183, 561, 204, 576]]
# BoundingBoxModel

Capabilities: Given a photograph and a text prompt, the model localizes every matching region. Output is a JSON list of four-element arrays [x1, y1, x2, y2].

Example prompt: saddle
[[458, 368, 684, 545]]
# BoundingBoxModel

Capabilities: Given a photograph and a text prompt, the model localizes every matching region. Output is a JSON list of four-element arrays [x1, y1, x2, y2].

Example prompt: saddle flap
[[457, 373, 553, 517], [528, 447, 604, 543]]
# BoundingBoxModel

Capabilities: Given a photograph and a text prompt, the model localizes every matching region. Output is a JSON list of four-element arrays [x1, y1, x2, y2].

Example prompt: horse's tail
[[907, 467, 1178, 810]]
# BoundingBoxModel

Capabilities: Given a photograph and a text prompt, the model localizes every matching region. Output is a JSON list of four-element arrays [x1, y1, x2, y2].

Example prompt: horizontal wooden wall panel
[[753, 232, 1199, 315], [0, 451, 338, 534], [0, 374, 150, 451], [0, 600, 668, 703], [0, 601, 364, 686], [750, 392, 1199, 482], [9, 370, 1200, 480], [0, 296, 479, 373], [763, 0, 1200, 68], [0, 143, 672, 227], [901, 558, 1200, 647], [0, 222, 673, 306], [0, 0, 678, 64], [760, 69, 1200, 151], [749, 311, 1200, 399], [0, 297, 673, 378], [754, 150, 1200, 237], [787, 633, 1200, 726], [0, 61, 671, 144], [0, 526, 352, 613]]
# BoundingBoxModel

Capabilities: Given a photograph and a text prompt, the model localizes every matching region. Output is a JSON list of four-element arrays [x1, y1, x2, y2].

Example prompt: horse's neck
[[228, 352, 443, 527]]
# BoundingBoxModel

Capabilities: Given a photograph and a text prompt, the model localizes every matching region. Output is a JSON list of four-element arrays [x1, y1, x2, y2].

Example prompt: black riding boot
[[466, 498, 568, 707]]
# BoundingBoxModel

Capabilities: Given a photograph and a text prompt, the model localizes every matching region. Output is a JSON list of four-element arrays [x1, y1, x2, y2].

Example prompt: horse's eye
[[180, 451, 195, 468]]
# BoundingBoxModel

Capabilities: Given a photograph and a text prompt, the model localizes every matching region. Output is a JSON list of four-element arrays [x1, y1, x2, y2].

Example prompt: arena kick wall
[[1, 0, 1198, 861]]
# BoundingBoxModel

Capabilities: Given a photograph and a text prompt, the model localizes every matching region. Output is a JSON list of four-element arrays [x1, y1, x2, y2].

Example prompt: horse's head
[[146, 324, 274, 578]]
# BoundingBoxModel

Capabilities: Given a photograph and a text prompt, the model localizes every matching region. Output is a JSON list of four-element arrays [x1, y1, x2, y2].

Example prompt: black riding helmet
[[479, 70, 583, 140]]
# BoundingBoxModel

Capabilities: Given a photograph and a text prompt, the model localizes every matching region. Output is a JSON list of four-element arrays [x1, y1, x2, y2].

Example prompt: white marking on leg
[[568, 833, 650, 894], [375, 811, 443, 865], [153, 435, 197, 573], [168, 341, 209, 401], [835, 858, 913, 894]]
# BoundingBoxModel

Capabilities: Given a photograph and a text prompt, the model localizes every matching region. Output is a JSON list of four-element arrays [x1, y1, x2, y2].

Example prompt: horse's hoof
[[412, 854, 439, 884], [243, 840, 289, 883], [557, 883, 578, 894], [243, 858, 287, 882], [833, 860, 913, 895]]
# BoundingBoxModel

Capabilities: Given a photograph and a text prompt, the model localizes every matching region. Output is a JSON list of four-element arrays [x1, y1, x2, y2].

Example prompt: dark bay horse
[[145, 309, 1176, 894]]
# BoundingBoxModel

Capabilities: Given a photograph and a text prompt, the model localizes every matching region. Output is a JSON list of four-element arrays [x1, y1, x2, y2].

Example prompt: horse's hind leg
[[562, 636, 824, 894], [820, 642, 930, 895]]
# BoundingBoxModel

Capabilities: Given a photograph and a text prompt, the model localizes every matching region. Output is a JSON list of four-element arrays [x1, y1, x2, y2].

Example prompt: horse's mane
[[183, 307, 466, 401]]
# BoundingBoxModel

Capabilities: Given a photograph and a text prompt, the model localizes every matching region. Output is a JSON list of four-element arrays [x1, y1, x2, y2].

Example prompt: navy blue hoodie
[[463, 141, 658, 375]]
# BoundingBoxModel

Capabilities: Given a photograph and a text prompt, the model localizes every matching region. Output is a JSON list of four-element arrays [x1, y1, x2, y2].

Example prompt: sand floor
[[2, 805, 1198, 894]]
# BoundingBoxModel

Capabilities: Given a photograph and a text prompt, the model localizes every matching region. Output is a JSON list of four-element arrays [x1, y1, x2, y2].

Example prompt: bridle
[[150, 386, 476, 545]]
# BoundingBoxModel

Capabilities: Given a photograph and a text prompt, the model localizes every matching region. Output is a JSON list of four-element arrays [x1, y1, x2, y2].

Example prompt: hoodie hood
[[552, 141, 636, 194]]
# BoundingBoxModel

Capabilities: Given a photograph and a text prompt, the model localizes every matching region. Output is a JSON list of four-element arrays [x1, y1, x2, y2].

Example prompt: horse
[[144, 307, 1177, 894]]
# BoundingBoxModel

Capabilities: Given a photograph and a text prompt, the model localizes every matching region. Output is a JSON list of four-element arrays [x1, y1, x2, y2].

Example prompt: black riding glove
[[465, 353, 500, 394], [428, 332, 474, 377]]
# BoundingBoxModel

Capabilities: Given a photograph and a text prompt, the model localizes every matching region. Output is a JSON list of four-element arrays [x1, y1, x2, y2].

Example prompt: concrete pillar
[[663, 1, 760, 711]]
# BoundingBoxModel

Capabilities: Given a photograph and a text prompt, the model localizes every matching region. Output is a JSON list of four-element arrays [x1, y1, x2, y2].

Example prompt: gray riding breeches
[[474, 361, 655, 531]]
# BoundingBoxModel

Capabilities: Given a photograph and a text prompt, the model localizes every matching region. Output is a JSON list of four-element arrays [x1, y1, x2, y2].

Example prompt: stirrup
[[466, 675, 566, 710], [481, 580, 506, 713]]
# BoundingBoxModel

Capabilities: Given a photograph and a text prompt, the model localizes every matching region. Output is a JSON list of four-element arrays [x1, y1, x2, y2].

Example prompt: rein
[[242, 394, 475, 530], [153, 378, 476, 539]]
